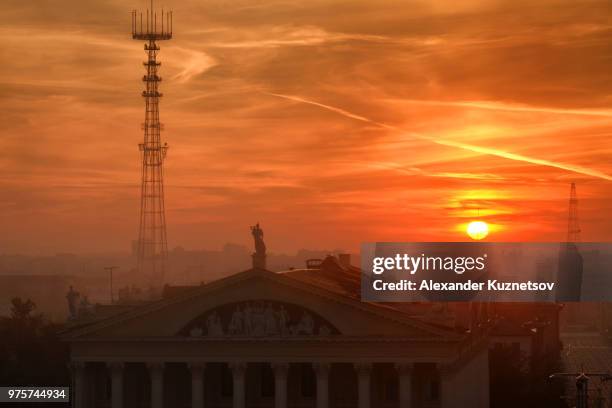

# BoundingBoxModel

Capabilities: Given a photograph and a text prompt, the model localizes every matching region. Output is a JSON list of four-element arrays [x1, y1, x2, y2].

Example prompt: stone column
[[189, 363, 205, 408], [314, 363, 330, 408], [107, 362, 124, 408], [148, 362, 165, 408], [230, 362, 246, 408], [71, 362, 86, 408], [477, 351, 489, 408], [395, 363, 412, 408], [355, 363, 371, 408], [272, 363, 288, 408], [439, 364, 455, 408]]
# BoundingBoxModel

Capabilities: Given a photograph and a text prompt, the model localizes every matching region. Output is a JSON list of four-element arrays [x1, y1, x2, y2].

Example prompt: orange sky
[[1, 0, 611, 254]]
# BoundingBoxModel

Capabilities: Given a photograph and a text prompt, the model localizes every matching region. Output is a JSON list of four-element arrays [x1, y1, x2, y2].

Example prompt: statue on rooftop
[[250, 223, 267, 269], [251, 223, 266, 255]]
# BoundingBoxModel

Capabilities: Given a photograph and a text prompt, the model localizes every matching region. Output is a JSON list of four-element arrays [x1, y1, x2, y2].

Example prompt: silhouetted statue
[[251, 223, 266, 255], [250, 223, 267, 269], [206, 311, 224, 336], [228, 305, 244, 335], [66, 286, 80, 320]]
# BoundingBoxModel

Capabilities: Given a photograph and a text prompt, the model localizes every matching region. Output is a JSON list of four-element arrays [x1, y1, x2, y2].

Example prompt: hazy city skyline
[[1, 0, 611, 255]]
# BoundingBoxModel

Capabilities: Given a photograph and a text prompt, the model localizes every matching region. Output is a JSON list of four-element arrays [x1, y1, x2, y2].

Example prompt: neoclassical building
[[63, 256, 489, 408]]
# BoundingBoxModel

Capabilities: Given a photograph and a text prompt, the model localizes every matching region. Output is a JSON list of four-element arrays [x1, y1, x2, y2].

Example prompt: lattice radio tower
[[567, 182, 581, 242], [131, 2, 172, 284]]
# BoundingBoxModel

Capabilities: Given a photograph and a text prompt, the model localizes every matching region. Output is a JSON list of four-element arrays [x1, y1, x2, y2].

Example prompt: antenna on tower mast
[[131, 2, 173, 287], [131, 3, 172, 40]]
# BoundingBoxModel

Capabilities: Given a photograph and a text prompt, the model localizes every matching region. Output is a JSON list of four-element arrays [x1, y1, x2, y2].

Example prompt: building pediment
[[179, 299, 341, 338], [64, 268, 461, 341]]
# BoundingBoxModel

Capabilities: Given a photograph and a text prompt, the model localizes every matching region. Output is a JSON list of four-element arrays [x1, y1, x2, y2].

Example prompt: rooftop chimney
[[338, 253, 351, 268]]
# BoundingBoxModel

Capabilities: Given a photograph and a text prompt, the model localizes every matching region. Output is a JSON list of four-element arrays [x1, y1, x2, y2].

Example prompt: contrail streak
[[266, 92, 612, 181], [394, 99, 612, 118]]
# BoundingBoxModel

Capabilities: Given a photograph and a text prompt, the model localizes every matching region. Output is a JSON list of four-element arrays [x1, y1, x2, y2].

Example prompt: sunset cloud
[[0, 0, 611, 254], [267, 92, 612, 181]]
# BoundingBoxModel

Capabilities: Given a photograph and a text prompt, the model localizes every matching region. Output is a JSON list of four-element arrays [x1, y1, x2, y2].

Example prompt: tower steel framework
[[567, 182, 581, 242], [131, 4, 172, 284]]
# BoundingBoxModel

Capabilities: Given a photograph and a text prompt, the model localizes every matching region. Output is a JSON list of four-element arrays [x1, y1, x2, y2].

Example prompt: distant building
[[487, 303, 562, 360]]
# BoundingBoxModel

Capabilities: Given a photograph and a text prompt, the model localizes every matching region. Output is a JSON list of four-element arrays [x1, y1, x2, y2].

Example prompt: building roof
[[62, 262, 466, 341], [278, 255, 361, 300]]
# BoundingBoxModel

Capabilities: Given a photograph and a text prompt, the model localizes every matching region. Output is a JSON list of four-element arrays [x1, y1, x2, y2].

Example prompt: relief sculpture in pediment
[[179, 300, 340, 338]]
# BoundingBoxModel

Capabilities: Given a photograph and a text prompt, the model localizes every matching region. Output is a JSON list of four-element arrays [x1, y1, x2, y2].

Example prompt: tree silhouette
[[0, 297, 69, 389], [10, 297, 37, 320]]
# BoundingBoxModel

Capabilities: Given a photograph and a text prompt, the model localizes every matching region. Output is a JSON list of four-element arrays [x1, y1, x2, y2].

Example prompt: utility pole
[[104, 266, 119, 304]]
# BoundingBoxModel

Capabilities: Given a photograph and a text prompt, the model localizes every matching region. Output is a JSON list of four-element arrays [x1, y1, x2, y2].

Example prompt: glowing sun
[[467, 221, 489, 240]]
